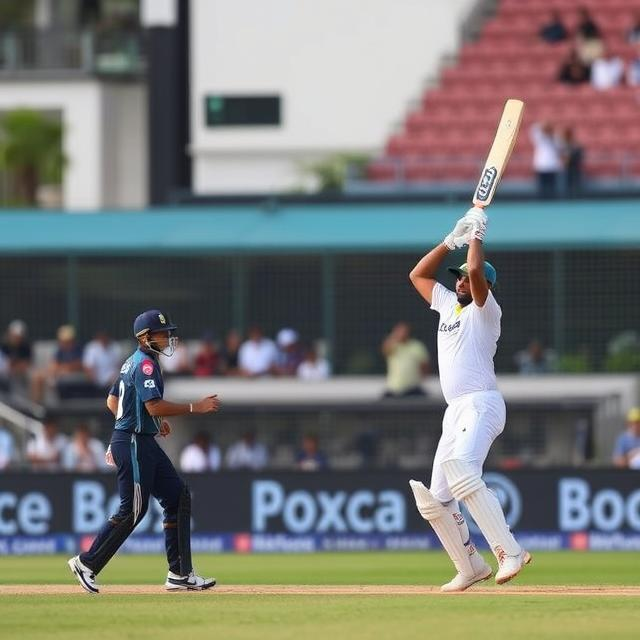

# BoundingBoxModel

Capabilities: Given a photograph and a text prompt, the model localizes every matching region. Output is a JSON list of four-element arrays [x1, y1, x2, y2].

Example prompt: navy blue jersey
[[109, 348, 164, 434]]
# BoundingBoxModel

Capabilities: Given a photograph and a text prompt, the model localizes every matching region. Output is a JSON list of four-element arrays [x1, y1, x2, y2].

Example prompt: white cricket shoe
[[495, 548, 532, 585], [441, 561, 492, 593], [165, 570, 216, 591], [68, 555, 99, 594]]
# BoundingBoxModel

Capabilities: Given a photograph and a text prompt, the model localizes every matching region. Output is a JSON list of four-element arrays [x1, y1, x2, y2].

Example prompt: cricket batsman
[[408, 207, 530, 592], [68, 310, 220, 593]]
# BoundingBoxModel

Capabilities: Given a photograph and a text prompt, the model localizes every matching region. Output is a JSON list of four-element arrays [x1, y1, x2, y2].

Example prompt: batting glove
[[445, 216, 474, 249]]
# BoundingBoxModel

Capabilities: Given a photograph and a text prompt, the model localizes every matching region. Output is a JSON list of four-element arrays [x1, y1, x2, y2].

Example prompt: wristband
[[189, 403, 193, 413]]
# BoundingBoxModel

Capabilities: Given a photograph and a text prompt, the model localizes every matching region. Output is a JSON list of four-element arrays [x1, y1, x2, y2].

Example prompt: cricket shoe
[[495, 548, 532, 585], [68, 555, 99, 594], [165, 570, 216, 591], [441, 562, 492, 593]]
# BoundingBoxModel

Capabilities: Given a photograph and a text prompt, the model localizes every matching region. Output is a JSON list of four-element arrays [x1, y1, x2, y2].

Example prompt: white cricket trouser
[[429, 390, 506, 503]]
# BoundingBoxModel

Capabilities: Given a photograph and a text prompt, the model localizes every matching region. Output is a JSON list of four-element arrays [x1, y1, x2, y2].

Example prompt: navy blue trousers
[[80, 430, 186, 575]]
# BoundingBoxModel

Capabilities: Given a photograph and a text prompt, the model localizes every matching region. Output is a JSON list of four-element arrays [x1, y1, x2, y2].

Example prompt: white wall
[[0, 80, 147, 210], [190, 0, 476, 193]]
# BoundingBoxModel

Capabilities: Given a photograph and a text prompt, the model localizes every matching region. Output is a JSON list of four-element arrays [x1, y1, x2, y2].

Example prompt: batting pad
[[409, 480, 478, 577], [441, 459, 521, 557]]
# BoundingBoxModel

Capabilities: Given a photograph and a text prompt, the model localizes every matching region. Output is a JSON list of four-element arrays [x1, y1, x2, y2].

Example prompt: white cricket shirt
[[430, 282, 500, 404]]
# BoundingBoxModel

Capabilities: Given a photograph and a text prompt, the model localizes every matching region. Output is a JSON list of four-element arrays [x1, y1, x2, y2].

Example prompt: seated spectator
[[381, 322, 430, 398], [627, 10, 640, 45], [62, 424, 107, 471], [0, 425, 16, 469], [558, 48, 591, 84], [296, 433, 328, 471], [627, 43, 640, 86], [26, 417, 68, 471], [514, 339, 556, 374], [274, 328, 304, 376], [591, 50, 624, 90], [225, 430, 268, 470], [238, 325, 277, 378], [539, 10, 568, 44], [297, 343, 331, 380], [30, 325, 86, 403], [1, 319, 33, 387], [159, 340, 192, 377], [530, 122, 563, 199], [179, 431, 221, 472], [613, 407, 640, 469], [557, 126, 584, 197], [193, 331, 221, 377], [220, 328, 242, 376], [575, 6, 603, 64], [83, 330, 122, 391]]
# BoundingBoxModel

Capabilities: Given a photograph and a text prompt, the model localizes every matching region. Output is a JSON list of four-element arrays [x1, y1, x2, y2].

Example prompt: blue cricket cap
[[133, 310, 177, 338], [447, 261, 497, 286]]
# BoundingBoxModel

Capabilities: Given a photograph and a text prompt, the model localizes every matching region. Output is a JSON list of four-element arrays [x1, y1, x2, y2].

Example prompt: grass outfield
[[0, 552, 639, 639]]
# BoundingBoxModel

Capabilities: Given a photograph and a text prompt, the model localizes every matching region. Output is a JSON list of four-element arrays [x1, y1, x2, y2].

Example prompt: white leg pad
[[441, 460, 521, 557], [409, 480, 477, 577]]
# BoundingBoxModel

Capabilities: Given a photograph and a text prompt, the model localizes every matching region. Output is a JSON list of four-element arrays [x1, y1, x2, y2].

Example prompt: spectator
[[296, 433, 328, 471], [1, 319, 33, 384], [381, 322, 430, 398], [0, 349, 8, 390], [558, 48, 591, 85], [626, 43, 640, 86], [83, 330, 121, 391], [225, 430, 268, 470], [514, 339, 556, 374], [62, 424, 107, 471], [274, 328, 304, 376], [591, 50, 624, 90], [0, 425, 16, 469], [539, 10, 568, 44], [238, 325, 277, 378], [297, 343, 331, 380], [30, 325, 85, 403], [613, 407, 640, 469], [193, 331, 220, 377], [159, 340, 192, 377], [26, 418, 68, 471], [575, 6, 603, 64], [530, 122, 563, 199], [627, 10, 640, 45], [220, 328, 242, 376], [179, 431, 222, 472], [557, 126, 584, 197]]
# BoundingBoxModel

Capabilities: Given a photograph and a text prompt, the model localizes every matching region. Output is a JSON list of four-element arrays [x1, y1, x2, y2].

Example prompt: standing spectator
[[381, 322, 430, 398], [0, 425, 16, 469], [193, 332, 220, 377], [62, 424, 108, 471], [238, 325, 277, 378], [179, 431, 221, 472], [26, 418, 68, 471], [225, 430, 269, 470], [159, 340, 192, 377], [530, 122, 563, 199], [274, 328, 304, 376], [83, 330, 122, 391], [591, 50, 624, 90], [296, 433, 328, 471], [220, 328, 242, 376], [539, 10, 568, 44], [30, 325, 85, 403], [558, 49, 591, 84], [627, 10, 640, 45], [557, 126, 584, 197], [575, 7, 603, 64], [1, 319, 33, 386], [613, 407, 640, 469], [297, 343, 331, 380], [514, 339, 556, 375]]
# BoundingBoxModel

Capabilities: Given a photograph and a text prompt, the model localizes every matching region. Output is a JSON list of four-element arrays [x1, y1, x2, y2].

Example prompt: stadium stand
[[366, 0, 640, 187]]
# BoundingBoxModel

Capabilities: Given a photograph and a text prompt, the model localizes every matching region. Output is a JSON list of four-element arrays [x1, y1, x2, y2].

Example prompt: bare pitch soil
[[1, 584, 639, 596]]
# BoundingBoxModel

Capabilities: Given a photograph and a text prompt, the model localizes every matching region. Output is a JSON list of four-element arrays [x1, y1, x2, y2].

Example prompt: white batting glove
[[464, 206, 488, 226], [444, 216, 474, 250]]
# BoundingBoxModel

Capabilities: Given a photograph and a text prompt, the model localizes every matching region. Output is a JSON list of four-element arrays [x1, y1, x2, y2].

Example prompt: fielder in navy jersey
[[68, 309, 220, 594]]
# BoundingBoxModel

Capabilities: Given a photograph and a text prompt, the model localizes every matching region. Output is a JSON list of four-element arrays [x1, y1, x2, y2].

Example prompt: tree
[[0, 109, 66, 206]]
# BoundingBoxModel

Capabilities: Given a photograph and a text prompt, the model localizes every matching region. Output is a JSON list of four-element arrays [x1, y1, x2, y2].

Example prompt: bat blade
[[472, 98, 525, 208]]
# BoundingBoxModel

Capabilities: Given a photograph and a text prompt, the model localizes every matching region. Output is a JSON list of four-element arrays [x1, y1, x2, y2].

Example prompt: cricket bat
[[472, 98, 525, 208]]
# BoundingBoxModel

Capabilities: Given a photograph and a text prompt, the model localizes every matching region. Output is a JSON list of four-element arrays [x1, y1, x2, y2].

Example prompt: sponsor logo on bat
[[476, 166, 498, 201]]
